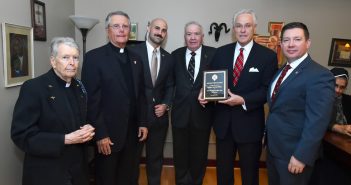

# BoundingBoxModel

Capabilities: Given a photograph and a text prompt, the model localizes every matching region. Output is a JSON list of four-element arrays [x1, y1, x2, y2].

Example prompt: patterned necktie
[[271, 64, 291, 102], [188, 51, 196, 83], [151, 49, 158, 86], [335, 96, 347, 124], [233, 48, 244, 86]]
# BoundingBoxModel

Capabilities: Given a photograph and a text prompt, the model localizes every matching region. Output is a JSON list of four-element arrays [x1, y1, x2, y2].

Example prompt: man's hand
[[64, 124, 95, 145], [332, 124, 351, 136], [96, 137, 114, 155], [198, 88, 208, 108], [218, 89, 244, 106], [288, 156, 305, 174], [154, 104, 167, 117], [138, 127, 148, 141]]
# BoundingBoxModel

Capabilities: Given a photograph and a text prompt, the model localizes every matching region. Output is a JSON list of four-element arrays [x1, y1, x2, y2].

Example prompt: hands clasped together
[[64, 124, 95, 144]]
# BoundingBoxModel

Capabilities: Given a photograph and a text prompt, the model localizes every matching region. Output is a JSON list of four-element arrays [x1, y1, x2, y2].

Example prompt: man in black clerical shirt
[[81, 11, 148, 185]]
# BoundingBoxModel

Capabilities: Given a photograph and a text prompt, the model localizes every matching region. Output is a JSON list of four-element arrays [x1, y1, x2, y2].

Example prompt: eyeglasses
[[109, 24, 130, 31], [234, 23, 253, 30], [57, 55, 79, 63]]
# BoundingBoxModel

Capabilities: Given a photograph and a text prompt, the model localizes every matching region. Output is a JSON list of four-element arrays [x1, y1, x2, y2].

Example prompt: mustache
[[154, 34, 163, 39]]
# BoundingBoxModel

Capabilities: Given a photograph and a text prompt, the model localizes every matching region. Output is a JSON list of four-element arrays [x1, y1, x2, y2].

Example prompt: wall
[[0, 0, 75, 184], [73, 0, 351, 159]]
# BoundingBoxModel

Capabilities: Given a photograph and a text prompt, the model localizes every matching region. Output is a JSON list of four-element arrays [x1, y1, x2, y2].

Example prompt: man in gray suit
[[129, 18, 174, 185], [171, 21, 216, 185]]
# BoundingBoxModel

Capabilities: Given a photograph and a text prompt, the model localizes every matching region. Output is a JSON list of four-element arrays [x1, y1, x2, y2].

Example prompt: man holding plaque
[[171, 21, 216, 185], [200, 9, 277, 185]]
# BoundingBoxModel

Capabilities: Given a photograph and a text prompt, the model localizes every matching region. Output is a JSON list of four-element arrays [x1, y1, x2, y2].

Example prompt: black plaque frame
[[203, 70, 228, 101]]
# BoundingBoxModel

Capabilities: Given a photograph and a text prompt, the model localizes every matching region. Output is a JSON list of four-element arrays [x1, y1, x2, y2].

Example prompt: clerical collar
[[51, 69, 73, 88], [109, 42, 125, 53]]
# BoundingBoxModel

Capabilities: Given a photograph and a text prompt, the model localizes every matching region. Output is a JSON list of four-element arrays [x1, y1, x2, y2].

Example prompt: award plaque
[[203, 70, 227, 101]]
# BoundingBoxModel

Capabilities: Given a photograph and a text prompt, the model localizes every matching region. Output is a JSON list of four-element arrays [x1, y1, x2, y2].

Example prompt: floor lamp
[[69, 15, 99, 56]]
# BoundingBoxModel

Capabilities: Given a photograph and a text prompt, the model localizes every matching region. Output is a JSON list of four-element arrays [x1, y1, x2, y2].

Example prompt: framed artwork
[[254, 21, 285, 67], [2, 23, 34, 87], [328, 38, 351, 67], [129, 23, 138, 40], [31, 0, 47, 41]]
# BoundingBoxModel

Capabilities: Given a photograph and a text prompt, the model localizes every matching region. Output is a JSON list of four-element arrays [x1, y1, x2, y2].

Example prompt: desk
[[323, 131, 351, 167]]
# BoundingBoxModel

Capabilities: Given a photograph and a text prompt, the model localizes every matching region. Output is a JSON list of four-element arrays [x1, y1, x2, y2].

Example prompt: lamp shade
[[69, 15, 99, 30]]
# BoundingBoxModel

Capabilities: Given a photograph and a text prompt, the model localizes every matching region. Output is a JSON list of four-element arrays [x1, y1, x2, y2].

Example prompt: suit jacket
[[128, 42, 174, 125], [211, 42, 278, 142], [171, 45, 216, 129], [266, 55, 335, 166], [11, 69, 88, 185], [81, 43, 147, 152], [329, 93, 351, 129]]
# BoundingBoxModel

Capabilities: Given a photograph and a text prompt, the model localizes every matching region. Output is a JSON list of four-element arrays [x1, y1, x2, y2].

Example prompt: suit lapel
[[129, 51, 141, 98], [73, 79, 87, 124], [140, 43, 154, 87], [156, 49, 167, 86], [194, 47, 209, 85]]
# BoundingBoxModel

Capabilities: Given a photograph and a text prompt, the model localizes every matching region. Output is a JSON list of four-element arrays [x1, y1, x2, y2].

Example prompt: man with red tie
[[200, 9, 277, 185]]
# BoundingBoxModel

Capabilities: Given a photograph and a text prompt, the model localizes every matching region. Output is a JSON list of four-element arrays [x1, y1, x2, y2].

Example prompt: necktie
[[233, 48, 244, 86], [151, 49, 158, 86], [271, 64, 291, 102], [188, 52, 196, 83], [335, 96, 347, 124]]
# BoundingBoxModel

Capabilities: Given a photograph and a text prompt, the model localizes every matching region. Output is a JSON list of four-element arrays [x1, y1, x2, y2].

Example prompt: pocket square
[[249, 67, 259, 72]]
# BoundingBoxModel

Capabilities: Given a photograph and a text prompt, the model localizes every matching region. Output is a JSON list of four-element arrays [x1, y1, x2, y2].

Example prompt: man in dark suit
[[328, 67, 351, 136], [11, 37, 95, 185], [129, 18, 174, 185], [266, 22, 334, 185], [81, 11, 148, 185], [200, 9, 278, 185], [172, 21, 216, 185]]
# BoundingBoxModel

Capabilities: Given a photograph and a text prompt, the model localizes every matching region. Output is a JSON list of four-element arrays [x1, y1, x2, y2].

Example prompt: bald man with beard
[[129, 18, 174, 185]]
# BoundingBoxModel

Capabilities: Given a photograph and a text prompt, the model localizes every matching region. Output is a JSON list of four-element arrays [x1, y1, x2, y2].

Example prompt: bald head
[[147, 18, 168, 47]]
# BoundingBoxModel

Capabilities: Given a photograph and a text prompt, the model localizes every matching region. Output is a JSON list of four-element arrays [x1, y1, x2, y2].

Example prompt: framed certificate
[[203, 70, 227, 101]]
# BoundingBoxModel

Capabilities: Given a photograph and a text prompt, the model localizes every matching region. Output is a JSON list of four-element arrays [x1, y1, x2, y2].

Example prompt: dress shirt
[[233, 40, 253, 69], [270, 53, 308, 97], [146, 41, 160, 76], [186, 46, 202, 80]]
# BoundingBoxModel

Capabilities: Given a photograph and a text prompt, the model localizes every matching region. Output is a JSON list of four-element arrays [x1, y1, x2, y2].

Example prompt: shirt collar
[[287, 53, 308, 69], [146, 40, 160, 53], [235, 40, 254, 52], [186, 46, 202, 56]]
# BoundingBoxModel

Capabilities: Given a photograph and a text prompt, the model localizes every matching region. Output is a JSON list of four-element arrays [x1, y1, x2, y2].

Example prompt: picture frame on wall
[[129, 23, 138, 40], [328, 38, 351, 67], [31, 0, 47, 41], [2, 23, 34, 87]]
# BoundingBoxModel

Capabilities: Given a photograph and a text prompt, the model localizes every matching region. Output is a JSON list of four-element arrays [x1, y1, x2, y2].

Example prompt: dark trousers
[[95, 125, 138, 185], [267, 151, 313, 185], [172, 124, 211, 185], [216, 131, 262, 185], [134, 120, 169, 185]]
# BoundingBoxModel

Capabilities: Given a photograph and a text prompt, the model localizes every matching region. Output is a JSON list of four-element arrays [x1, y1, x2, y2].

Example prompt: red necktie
[[233, 48, 244, 86], [271, 64, 291, 102]]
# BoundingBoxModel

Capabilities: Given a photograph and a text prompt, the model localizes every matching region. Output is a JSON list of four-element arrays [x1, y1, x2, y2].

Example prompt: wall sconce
[[69, 15, 99, 56]]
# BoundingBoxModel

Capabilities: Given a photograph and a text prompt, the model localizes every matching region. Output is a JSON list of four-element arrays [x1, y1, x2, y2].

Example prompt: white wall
[[0, 0, 75, 184]]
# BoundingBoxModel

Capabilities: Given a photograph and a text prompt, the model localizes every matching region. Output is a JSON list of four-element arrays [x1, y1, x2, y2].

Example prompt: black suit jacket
[[171, 45, 216, 129], [11, 69, 88, 185], [82, 43, 147, 152], [211, 42, 278, 142], [128, 42, 174, 125]]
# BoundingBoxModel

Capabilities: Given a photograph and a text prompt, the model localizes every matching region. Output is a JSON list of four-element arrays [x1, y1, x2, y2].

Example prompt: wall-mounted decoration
[[254, 22, 284, 67], [328, 38, 351, 67], [129, 23, 138, 40], [208, 22, 230, 42], [31, 0, 47, 41], [2, 23, 34, 87]]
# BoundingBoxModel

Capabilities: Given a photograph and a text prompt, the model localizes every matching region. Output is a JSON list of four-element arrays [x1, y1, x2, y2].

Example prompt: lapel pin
[[50, 96, 55, 100], [134, 61, 137, 64], [48, 85, 53, 88]]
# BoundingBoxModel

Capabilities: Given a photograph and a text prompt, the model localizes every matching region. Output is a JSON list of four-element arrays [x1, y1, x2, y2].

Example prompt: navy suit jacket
[[211, 42, 278, 142], [171, 45, 216, 129], [266, 55, 334, 166], [128, 42, 174, 125], [82, 43, 147, 152]]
